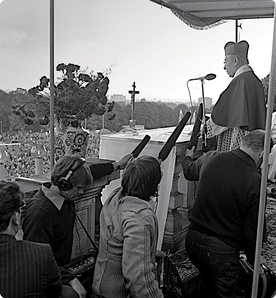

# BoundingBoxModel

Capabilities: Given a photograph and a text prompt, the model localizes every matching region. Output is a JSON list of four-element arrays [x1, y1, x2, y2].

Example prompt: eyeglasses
[[224, 56, 237, 65], [223, 59, 232, 65]]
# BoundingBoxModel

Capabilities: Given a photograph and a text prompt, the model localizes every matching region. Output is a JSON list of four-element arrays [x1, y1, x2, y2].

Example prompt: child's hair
[[122, 155, 162, 201]]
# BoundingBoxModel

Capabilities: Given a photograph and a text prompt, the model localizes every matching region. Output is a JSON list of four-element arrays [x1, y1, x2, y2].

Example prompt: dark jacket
[[22, 186, 75, 267], [183, 149, 262, 264], [0, 234, 62, 298], [23, 162, 115, 267]]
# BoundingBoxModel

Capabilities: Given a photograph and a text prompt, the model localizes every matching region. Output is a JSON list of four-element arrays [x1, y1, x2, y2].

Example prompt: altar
[[99, 125, 196, 252]]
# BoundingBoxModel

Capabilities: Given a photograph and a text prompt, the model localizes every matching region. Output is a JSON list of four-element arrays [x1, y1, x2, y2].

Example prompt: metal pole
[[200, 79, 207, 152], [235, 20, 238, 42], [50, 0, 55, 169], [251, 3, 276, 297]]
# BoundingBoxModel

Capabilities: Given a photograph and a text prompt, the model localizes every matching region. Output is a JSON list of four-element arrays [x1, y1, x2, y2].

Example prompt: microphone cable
[[67, 198, 99, 254]]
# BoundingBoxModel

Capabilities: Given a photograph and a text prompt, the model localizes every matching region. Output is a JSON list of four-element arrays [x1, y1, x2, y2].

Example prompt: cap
[[224, 40, 249, 58]]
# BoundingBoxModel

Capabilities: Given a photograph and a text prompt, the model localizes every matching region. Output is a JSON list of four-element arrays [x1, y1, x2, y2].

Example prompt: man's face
[[60, 163, 92, 200], [257, 150, 264, 169], [61, 183, 87, 201], [223, 55, 237, 78]]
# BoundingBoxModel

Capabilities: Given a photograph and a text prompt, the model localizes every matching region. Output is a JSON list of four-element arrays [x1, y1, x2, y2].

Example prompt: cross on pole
[[128, 82, 139, 122]]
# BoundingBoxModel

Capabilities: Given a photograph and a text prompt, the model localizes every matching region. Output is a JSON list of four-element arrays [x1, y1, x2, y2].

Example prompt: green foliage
[[13, 63, 115, 125], [0, 90, 12, 132], [261, 74, 276, 111], [11, 88, 50, 128], [174, 103, 189, 114], [88, 101, 189, 131], [134, 102, 176, 128], [1, 87, 192, 132]]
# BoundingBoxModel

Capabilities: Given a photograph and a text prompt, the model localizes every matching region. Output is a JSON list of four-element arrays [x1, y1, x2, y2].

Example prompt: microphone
[[158, 111, 191, 162], [131, 135, 151, 157], [188, 103, 203, 150], [188, 73, 216, 81]]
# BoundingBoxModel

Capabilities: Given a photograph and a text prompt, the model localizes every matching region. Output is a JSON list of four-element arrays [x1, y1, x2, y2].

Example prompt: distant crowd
[[0, 131, 100, 181]]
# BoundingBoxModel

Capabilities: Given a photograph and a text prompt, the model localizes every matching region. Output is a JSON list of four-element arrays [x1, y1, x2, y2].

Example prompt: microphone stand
[[200, 78, 208, 153], [188, 73, 216, 154]]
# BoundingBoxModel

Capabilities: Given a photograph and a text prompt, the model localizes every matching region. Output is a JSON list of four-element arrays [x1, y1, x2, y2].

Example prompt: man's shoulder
[[235, 70, 262, 84], [200, 150, 239, 167], [1, 239, 53, 262], [26, 191, 56, 212], [198, 150, 221, 162], [121, 196, 156, 223], [17, 239, 52, 252], [214, 149, 242, 160]]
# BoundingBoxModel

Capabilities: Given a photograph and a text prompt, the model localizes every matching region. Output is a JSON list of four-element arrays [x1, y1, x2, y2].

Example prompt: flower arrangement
[[12, 63, 115, 125]]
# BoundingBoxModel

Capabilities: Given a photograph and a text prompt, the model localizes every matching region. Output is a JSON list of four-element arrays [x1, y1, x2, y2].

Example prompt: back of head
[[241, 129, 273, 152], [51, 155, 92, 189], [122, 155, 162, 201], [0, 181, 24, 232]]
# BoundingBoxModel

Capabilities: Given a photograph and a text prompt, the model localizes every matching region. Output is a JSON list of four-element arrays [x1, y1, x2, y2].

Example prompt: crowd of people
[[0, 131, 101, 181]]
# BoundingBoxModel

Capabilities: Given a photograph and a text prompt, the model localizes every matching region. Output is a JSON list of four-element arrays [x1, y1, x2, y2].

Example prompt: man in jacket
[[0, 181, 77, 298], [182, 130, 273, 297], [22, 154, 132, 297]]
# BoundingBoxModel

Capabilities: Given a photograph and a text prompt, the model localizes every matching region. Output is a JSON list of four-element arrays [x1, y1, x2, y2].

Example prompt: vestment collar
[[234, 64, 252, 78]]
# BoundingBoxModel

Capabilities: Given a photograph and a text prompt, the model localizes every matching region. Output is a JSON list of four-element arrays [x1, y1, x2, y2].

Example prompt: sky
[[0, 0, 275, 104]]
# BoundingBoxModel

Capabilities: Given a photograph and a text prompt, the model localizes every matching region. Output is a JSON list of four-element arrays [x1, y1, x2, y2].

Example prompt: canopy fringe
[[172, 10, 228, 30]]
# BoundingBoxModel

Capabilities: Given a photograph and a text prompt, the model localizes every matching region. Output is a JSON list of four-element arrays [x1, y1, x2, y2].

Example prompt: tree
[[261, 74, 276, 111], [0, 90, 12, 132], [12, 63, 115, 126], [4, 89, 195, 132], [126, 101, 178, 129], [88, 103, 129, 131], [173, 103, 189, 114]]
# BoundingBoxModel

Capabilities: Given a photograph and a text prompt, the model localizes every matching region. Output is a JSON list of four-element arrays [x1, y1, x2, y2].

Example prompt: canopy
[[149, 0, 274, 29]]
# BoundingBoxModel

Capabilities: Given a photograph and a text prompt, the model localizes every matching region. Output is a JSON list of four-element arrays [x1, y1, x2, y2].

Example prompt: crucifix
[[128, 82, 139, 127]]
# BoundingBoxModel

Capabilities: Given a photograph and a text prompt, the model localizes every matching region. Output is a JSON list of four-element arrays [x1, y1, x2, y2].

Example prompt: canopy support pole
[[235, 20, 238, 42], [50, 0, 55, 169], [251, 3, 276, 297], [235, 19, 242, 42]]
